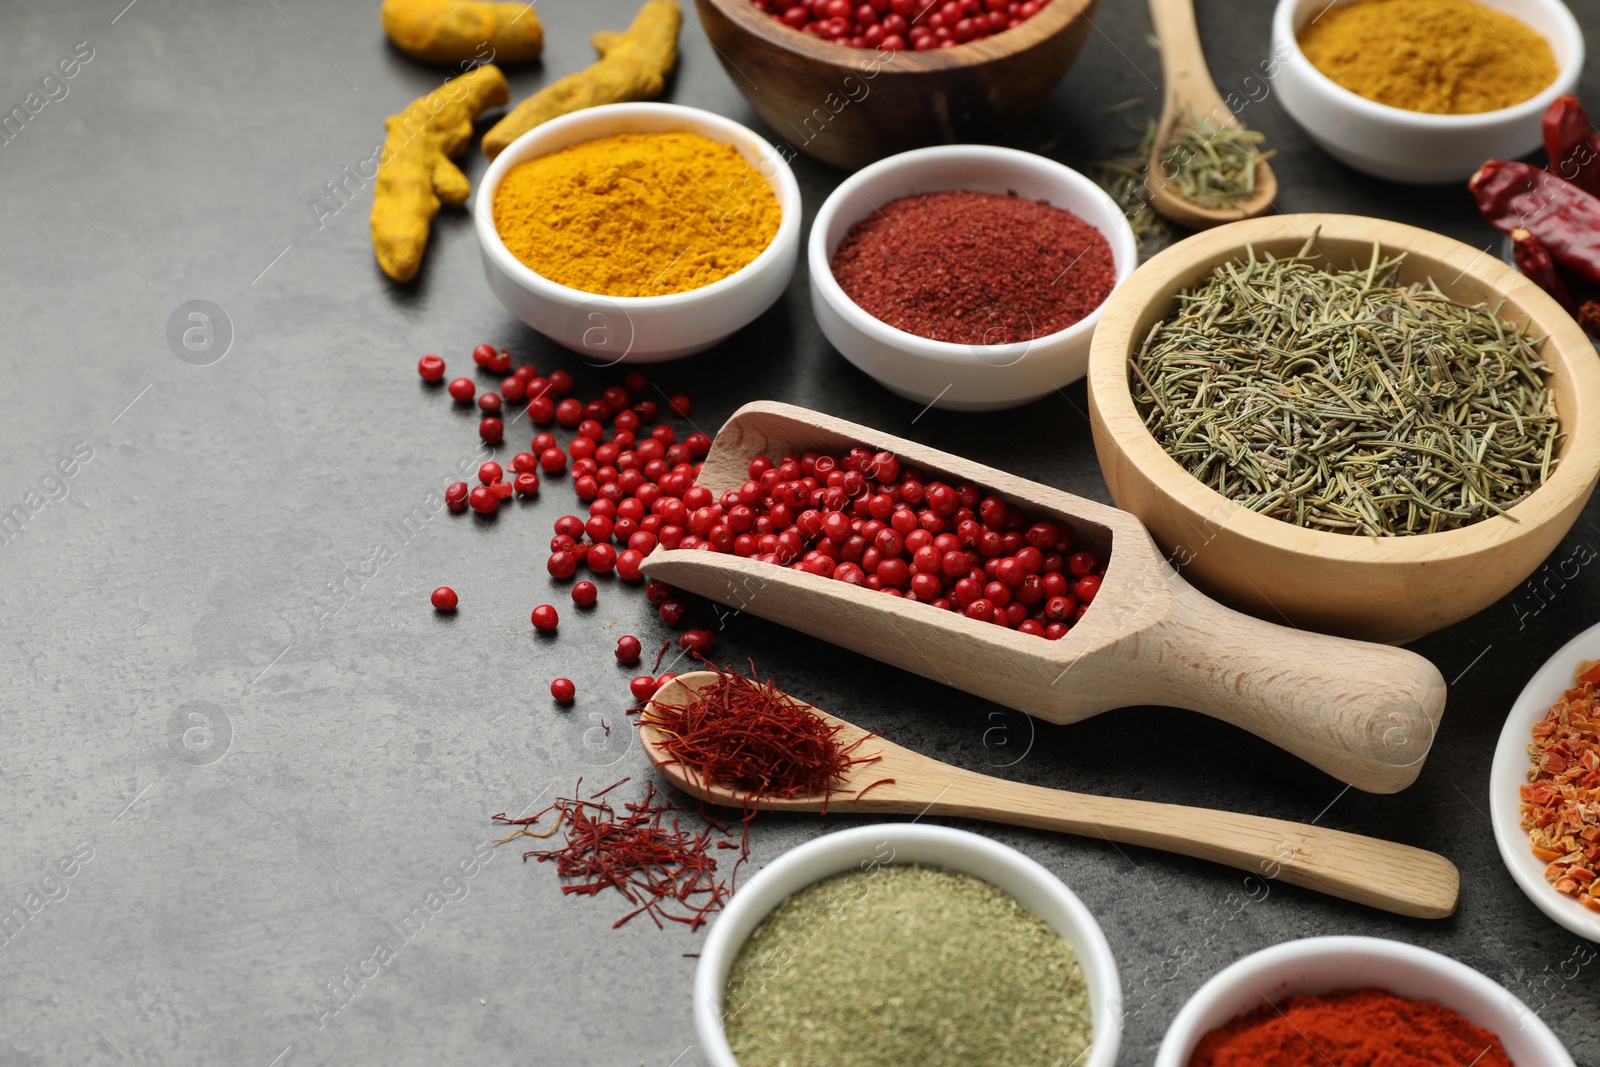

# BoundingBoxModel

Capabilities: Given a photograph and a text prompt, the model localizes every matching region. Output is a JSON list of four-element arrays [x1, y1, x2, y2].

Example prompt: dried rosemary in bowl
[[1130, 238, 1560, 536]]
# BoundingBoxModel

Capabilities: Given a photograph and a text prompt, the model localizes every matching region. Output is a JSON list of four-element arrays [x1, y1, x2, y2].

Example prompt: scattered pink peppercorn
[[571, 581, 598, 607], [445, 482, 469, 512], [679, 629, 714, 655], [531, 604, 559, 632], [447, 377, 475, 402], [615, 549, 644, 581], [479, 417, 504, 444], [615, 635, 642, 663], [430, 586, 458, 611], [418, 354, 446, 382], [550, 677, 576, 702], [468, 485, 498, 514]]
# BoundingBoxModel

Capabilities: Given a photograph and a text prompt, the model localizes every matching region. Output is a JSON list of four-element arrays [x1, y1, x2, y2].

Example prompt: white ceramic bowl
[[808, 145, 1138, 412], [474, 102, 801, 362], [1492, 619, 1600, 944], [1271, 0, 1584, 183], [693, 823, 1122, 1067], [1156, 937, 1574, 1066]]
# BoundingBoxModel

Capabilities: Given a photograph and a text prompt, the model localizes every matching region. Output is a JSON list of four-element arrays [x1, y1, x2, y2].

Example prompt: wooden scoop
[[1144, 0, 1278, 228], [639, 402, 1447, 794], [641, 672, 1460, 918]]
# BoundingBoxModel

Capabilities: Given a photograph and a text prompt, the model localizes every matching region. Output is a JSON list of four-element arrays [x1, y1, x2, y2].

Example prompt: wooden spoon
[[639, 402, 1447, 795], [1144, 0, 1278, 228], [641, 672, 1460, 918]]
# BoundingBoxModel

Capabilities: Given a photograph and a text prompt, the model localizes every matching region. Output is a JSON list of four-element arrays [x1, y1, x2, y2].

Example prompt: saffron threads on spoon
[[638, 662, 890, 812]]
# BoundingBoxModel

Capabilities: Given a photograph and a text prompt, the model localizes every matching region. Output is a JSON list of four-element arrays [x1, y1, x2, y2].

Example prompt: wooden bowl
[[1087, 214, 1600, 645], [693, 0, 1099, 169]]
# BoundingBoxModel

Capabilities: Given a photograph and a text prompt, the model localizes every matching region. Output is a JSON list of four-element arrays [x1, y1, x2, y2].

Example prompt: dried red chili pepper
[[1512, 227, 1576, 313], [1544, 94, 1600, 198], [1470, 160, 1600, 284], [1582, 301, 1600, 335]]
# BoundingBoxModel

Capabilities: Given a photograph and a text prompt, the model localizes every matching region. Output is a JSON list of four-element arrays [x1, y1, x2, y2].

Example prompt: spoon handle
[[1123, 574, 1448, 795], [920, 769, 1459, 918], [1148, 0, 1228, 116]]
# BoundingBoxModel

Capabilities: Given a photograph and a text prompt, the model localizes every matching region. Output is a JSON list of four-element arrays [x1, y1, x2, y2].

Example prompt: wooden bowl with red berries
[[694, 0, 1099, 169]]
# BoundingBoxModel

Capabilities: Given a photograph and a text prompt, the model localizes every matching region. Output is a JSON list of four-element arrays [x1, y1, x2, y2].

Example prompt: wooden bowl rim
[[1086, 212, 1600, 564], [695, 0, 1094, 71]]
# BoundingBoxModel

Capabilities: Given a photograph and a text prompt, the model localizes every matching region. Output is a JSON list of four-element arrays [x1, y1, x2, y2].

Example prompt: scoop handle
[[1130, 574, 1448, 794]]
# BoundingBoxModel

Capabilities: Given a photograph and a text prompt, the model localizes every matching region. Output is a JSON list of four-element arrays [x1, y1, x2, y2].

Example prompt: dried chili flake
[[1521, 660, 1600, 911]]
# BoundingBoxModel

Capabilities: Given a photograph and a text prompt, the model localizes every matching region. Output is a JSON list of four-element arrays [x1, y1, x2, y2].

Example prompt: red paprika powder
[[1188, 988, 1513, 1067], [829, 189, 1116, 346]]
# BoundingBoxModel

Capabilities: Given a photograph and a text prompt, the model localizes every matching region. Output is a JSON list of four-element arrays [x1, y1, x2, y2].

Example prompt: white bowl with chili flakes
[[809, 145, 1138, 413], [1492, 618, 1600, 943]]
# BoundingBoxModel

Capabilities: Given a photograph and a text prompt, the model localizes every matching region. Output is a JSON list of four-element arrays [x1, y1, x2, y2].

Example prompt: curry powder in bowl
[[492, 130, 782, 298]]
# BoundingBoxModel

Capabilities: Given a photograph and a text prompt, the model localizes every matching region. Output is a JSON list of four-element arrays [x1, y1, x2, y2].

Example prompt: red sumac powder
[[829, 189, 1116, 345]]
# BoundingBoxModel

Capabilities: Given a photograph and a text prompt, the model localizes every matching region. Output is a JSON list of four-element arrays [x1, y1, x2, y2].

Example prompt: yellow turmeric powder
[[492, 132, 781, 297], [1298, 0, 1557, 114], [482, 0, 681, 159]]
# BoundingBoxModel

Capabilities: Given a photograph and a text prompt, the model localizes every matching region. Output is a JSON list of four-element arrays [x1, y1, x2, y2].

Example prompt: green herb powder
[[722, 864, 1093, 1067], [1131, 239, 1559, 536]]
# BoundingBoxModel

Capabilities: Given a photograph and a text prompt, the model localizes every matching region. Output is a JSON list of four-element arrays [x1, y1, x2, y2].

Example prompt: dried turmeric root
[[481, 0, 682, 159], [370, 64, 509, 283], [380, 0, 543, 65]]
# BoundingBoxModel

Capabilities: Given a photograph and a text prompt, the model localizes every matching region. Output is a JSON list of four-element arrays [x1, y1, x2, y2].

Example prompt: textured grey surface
[[2, 0, 1599, 1064]]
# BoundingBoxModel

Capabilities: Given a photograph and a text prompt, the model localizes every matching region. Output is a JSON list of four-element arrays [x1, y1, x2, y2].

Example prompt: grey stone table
[[3, 1, 1598, 1064]]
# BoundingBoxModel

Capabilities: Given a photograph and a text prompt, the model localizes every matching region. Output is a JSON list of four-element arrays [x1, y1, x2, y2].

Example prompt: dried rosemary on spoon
[[1131, 237, 1560, 536], [1158, 107, 1274, 210]]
